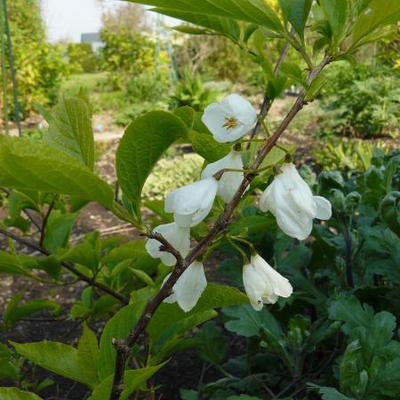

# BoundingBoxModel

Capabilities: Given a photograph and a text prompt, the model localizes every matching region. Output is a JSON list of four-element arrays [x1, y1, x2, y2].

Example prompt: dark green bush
[[185, 148, 400, 400], [322, 64, 400, 138]]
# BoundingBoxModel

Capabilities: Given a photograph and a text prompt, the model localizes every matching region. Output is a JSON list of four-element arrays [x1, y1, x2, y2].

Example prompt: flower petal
[[202, 151, 245, 203], [243, 263, 270, 311], [174, 261, 207, 312], [252, 254, 293, 299], [314, 196, 332, 220], [226, 94, 257, 127], [165, 178, 218, 227], [201, 94, 256, 143], [145, 223, 190, 266]]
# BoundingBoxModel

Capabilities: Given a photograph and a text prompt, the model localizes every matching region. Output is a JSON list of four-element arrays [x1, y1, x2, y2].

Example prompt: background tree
[[0, 0, 67, 121]]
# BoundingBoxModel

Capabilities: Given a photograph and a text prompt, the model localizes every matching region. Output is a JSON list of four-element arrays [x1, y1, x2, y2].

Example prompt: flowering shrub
[[0, 1, 400, 400]]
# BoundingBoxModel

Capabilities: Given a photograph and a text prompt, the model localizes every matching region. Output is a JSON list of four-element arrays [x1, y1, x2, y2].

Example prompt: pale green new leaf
[[189, 130, 230, 163], [3, 292, 60, 329], [278, 0, 312, 40], [0, 250, 36, 277], [0, 136, 114, 208], [116, 111, 187, 218], [157, 8, 241, 41], [0, 388, 43, 400], [319, 0, 348, 44], [352, 0, 400, 48], [126, 0, 283, 32], [11, 341, 99, 389], [41, 92, 95, 170], [77, 323, 100, 376], [43, 211, 78, 253], [88, 364, 165, 400], [98, 302, 146, 380], [147, 284, 248, 342]]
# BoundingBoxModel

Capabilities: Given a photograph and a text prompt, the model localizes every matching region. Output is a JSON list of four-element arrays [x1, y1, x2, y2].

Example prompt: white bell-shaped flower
[[145, 222, 190, 266], [163, 261, 207, 312], [165, 177, 218, 227], [201, 150, 246, 203], [260, 163, 332, 240], [243, 254, 292, 311], [202, 94, 257, 143]]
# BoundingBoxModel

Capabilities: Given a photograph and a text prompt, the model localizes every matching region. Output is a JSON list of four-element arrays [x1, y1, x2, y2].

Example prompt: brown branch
[[0, 227, 129, 305], [248, 34, 292, 145], [109, 53, 332, 400], [147, 231, 185, 269], [109, 230, 186, 399], [39, 199, 55, 247]]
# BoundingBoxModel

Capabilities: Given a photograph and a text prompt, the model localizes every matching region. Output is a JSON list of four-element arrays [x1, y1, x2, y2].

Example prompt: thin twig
[[0, 227, 129, 304], [39, 199, 55, 247], [248, 30, 292, 145], [108, 53, 332, 400]]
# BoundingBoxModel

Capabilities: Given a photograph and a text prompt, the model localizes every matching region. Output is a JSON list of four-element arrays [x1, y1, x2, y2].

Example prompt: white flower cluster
[[146, 94, 332, 312]]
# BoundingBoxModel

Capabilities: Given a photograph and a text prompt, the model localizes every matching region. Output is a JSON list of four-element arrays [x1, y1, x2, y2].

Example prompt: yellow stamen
[[222, 116, 238, 130]]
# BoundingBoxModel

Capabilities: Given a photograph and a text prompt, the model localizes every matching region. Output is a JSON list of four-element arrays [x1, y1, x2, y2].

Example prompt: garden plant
[[0, 1, 400, 400]]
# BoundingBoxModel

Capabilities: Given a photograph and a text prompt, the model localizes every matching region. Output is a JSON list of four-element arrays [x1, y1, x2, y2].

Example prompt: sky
[[41, 0, 176, 43]]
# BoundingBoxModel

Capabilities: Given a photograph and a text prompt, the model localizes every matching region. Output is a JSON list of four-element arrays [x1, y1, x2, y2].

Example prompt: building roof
[[81, 32, 102, 43]]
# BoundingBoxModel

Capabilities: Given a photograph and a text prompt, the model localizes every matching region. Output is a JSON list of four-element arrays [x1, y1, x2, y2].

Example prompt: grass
[[61, 72, 125, 115], [61, 72, 109, 95]]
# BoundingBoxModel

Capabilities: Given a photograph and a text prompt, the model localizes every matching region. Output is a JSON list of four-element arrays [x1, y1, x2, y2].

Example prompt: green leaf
[[180, 389, 198, 400], [2, 292, 60, 329], [0, 344, 19, 381], [116, 111, 187, 218], [0, 136, 114, 208], [130, 268, 155, 287], [0, 388, 43, 400], [329, 295, 374, 333], [98, 302, 146, 380], [309, 385, 354, 400], [41, 92, 95, 169], [43, 211, 78, 253], [279, 62, 306, 85], [0, 251, 36, 277], [127, 0, 283, 33], [77, 323, 100, 377], [162, 10, 241, 41], [278, 0, 312, 40], [4, 190, 39, 233], [223, 304, 282, 338], [88, 364, 165, 400], [11, 340, 99, 389], [352, 0, 400, 47], [60, 231, 101, 271], [380, 191, 400, 237], [196, 321, 229, 365], [36, 255, 62, 281], [147, 284, 248, 342], [189, 130, 230, 163], [174, 106, 195, 130], [151, 310, 217, 360], [319, 0, 348, 44]]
